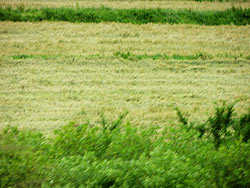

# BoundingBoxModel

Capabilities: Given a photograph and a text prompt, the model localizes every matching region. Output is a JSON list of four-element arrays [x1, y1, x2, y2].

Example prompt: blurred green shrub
[[0, 103, 249, 187]]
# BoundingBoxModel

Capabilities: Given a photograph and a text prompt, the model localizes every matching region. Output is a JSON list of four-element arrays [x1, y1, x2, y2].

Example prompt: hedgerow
[[0, 7, 249, 25], [0, 103, 249, 187]]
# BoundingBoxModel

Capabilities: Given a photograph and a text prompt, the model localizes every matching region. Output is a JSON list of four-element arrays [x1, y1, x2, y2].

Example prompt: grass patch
[[114, 52, 210, 60], [10, 53, 249, 61], [11, 54, 57, 60], [1, 103, 250, 187], [0, 7, 249, 25]]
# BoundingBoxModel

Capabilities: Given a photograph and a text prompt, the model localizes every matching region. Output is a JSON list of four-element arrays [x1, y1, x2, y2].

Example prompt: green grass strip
[[10, 53, 208, 61], [114, 52, 211, 60], [9, 53, 250, 61], [0, 7, 249, 25]]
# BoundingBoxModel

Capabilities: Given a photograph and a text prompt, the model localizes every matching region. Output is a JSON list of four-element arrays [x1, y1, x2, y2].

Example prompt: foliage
[[0, 104, 250, 187], [0, 127, 49, 188], [176, 103, 250, 149], [0, 7, 249, 25]]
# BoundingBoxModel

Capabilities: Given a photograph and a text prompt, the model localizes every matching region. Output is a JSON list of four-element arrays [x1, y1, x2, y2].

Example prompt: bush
[[0, 127, 49, 188], [0, 104, 249, 187]]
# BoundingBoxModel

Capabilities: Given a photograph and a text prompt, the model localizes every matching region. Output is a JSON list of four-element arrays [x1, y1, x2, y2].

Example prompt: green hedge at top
[[0, 7, 249, 25]]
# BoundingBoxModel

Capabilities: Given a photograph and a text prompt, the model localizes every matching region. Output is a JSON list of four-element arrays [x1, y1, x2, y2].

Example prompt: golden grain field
[[1, 22, 249, 58], [1, 56, 250, 133], [0, 1, 250, 133], [1, 0, 250, 10]]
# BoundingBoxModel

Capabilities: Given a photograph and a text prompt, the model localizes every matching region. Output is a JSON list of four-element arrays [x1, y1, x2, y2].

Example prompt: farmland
[[0, 0, 250, 187], [1, 0, 250, 10], [1, 21, 250, 131]]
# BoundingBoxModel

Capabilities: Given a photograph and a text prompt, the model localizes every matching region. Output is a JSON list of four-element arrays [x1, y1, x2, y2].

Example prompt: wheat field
[[1, 22, 249, 58], [0, 1, 250, 133], [1, 0, 250, 10], [1, 56, 250, 132]]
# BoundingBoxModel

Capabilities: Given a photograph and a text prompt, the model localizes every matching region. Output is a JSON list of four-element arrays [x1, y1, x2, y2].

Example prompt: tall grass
[[1, 103, 250, 187], [0, 7, 249, 25]]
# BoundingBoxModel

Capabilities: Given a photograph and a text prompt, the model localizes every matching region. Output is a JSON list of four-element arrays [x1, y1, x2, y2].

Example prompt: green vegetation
[[1, 0, 249, 186], [1, 104, 250, 188], [0, 7, 250, 25], [11, 54, 54, 60], [9, 53, 249, 61], [114, 52, 210, 60], [10, 53, 210, 61]]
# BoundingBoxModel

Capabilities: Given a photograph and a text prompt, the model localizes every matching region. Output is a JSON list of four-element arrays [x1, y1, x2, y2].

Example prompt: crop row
[[0, 7, 249, 25]]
